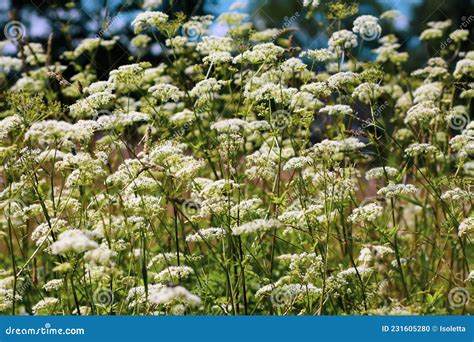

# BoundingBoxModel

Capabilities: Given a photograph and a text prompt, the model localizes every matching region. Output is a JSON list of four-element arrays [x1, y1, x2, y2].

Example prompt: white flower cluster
[[232, 218, 282, 235], [186, 227, 226, 242], [154, 266, 194, 283], [377, 183, 417, 199], [149, 286, 201, 306], [303, 0, 320, 9], [51, 230, 99, 255], [234, 43, 285, 64], [458, 217, 474, 237], [1, 4, 473, 317], [365, 167, 398, 180], [319, 104, 353, 116], [353, 15, 381, 41], [328, 30, 358, 53], [348, 203, 383, 224], [131, 11, 169, 33]]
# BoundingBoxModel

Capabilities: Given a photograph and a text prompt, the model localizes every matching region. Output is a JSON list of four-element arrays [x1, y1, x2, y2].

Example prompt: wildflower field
[[0, 0, 473, 316]]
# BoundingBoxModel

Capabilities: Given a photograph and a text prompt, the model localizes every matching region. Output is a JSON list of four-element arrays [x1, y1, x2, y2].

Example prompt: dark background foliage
[[1, 0, 473, 74]]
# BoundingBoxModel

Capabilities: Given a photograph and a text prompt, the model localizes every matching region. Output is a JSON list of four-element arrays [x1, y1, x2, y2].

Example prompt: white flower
[[84, 246, 115, 265], [365, 167, 398, 180], [427, 19, 452, 30], [170, 109, 195, 126], [84, 80, 115, 95], [279, 253, 323, 283], [458, 217, 474, 237], [353, 15, 381, 41], [0, 115, 22, 140], [149, 83, 184, 102], [249, 120, 271, 131], [149, 286, 201, 306], [255, 283, 276, 298], [50, 230, 99, 255], [300, 84, 331, 101], [328, 30, 358, 53], [312, 138, 365, 159], [190, 78, 222, 97], [131, 11, 168, 33], [282, 283, 321, 296], [109, 63, 148, 87], [234, 43, 285, 64], [358, 245, 393, 265], [319, 105, 353, 116], [404, 101, 440, 126], [441, 188, 473, 202], [217, 12, 248, 26], [127, 284, 164, 308], [420, 28, 443, 41], [71, 38, 100, 57], [380, 10, 401, 21], [377, 183, 417, 198], [31, 218, 68, 247], [449, 29, 469, 42], [186, 227, 226, 242], [348, 203, 383, 223], [327, 71, 360, 89], [301, 48, 335, 62], [278, 210, 304, 226], [43, 279, 64, 292], [352, 82, 383, 103], [413, 82, 442, 103], [196, 36, 233, 54], [32, 297, 59, 315], [203, 51, 233, 64], [69, 92, 115, 118], [338, 266, 372, 278], [404, 143, 438, 157], [283, 156, 312, 171], [211, 118, 248, 133], [303, 0, 320, 9], [154, 266, 194, 283], [250, 28, 280, 42], [230, 198, 263, 218], [454, 58, 474, 78], [232, 218, 282, 235], [0, 57, 22, 73]]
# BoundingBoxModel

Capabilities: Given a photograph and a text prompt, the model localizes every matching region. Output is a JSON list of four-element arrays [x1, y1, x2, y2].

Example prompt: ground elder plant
[[0, 2, 473, 316]]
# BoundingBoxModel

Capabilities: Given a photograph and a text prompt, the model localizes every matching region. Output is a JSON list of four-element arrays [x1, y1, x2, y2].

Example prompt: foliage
[[0, 1, 472, 316]]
